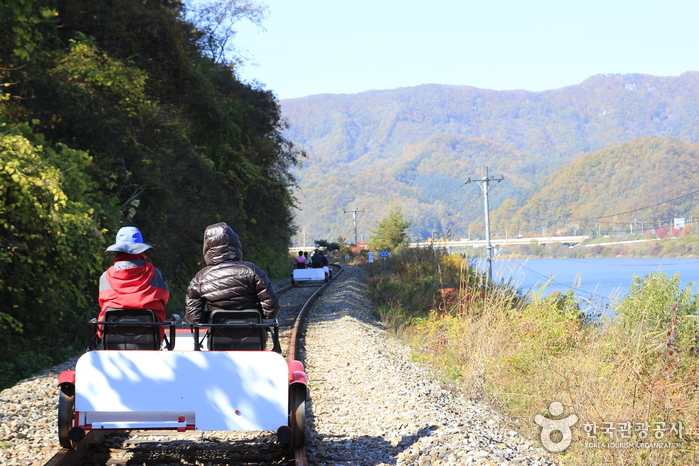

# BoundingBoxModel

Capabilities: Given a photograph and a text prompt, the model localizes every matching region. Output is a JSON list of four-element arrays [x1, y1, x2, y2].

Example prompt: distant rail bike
[[291, 265, 332, 286]]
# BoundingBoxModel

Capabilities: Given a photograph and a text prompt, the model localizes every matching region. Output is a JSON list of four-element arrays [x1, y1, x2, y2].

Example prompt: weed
[[367, 249, 698, 465]]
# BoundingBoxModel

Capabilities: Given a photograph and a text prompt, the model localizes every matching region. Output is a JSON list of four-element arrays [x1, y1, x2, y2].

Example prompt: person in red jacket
[[97, 226, 169, 337]]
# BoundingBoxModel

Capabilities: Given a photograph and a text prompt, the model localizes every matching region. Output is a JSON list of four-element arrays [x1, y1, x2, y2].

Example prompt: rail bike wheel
[[290, 385, 306, 448], [58, 389, 75, 449]]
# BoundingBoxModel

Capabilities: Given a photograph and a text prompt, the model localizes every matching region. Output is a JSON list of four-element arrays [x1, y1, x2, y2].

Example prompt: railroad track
[[44, 264, 343, 466]]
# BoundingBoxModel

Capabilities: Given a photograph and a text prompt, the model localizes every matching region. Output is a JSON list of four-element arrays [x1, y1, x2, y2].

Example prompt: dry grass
[[370, 251, 699, 465]]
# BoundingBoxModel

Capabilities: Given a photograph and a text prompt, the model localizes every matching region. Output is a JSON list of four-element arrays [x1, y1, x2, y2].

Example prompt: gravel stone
[[302, 265, 557, 465], [0, 264, 557, 465]]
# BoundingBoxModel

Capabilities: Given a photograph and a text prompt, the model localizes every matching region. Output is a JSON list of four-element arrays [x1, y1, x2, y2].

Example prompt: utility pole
[[465, 166, 503, 282], [343, 207, 364, 246]]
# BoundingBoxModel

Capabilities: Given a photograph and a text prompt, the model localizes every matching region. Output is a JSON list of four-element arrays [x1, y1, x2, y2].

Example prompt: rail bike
[[291, 265, 332, 286], [57, 309, 307, 451]]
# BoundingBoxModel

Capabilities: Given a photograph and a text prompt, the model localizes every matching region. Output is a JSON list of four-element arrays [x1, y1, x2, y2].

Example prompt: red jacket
[[98, 253, 169, 337]]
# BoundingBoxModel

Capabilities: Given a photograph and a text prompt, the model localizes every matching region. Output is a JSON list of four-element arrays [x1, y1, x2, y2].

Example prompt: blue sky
[[233, 0, 699, 100]]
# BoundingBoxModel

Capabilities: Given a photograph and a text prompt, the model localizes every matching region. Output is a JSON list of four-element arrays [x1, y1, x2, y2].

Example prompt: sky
[[232, 0, 699, 100]]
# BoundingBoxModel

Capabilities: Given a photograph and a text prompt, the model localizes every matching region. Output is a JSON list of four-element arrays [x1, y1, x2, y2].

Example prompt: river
[[483, 257, 699, 313]]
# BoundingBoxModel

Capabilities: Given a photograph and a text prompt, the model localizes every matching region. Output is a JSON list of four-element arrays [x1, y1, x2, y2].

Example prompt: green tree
[[5, 0, 303, 281], [336, 236, 351, 257], [0, 0, 57, 63], [315, 239, 340, 251], [0, 123, 116, 359], [369, 209, 412, 252], [184, 0, 268, 65], [0, 0, 303, 387]]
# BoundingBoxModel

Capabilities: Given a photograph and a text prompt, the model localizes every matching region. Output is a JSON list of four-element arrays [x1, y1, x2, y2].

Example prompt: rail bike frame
[[57, 314, 307, 450], [291, 266, 331, 285]]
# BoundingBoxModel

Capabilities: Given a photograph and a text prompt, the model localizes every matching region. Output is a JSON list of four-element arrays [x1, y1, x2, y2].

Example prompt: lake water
[[482, 258, 699, 311]]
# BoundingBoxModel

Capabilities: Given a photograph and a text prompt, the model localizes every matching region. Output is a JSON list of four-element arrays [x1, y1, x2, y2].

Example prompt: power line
[[568, 188, 699, 222]]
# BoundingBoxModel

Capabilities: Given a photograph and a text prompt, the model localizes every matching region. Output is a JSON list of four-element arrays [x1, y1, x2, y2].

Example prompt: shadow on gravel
[[300, 267, 446, 464], [89, 431, 292, 465], [303, 424, 440, 465]]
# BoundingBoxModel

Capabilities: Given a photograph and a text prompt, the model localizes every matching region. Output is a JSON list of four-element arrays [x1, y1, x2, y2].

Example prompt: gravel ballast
[[0, 264, 556, 465], [302, 265, 555, 465]]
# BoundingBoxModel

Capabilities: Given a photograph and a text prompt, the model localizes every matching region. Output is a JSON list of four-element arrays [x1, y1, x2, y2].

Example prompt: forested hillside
[[282, 74, 699, 243], [0, 0, 302, 383], [493, 137, 699, 237]]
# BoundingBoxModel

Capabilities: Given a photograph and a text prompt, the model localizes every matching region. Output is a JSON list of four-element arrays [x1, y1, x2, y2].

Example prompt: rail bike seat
[[88, 310, 179, 351], [101, 309, 160, 350], [207, 309, 267, 351]]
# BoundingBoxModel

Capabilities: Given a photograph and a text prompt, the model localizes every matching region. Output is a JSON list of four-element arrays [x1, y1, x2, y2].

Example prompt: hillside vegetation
[[369, 249, 697, 465], [281, 75, 699, 243], [494, 136, 699, 237], [0, 0, 301, 386]]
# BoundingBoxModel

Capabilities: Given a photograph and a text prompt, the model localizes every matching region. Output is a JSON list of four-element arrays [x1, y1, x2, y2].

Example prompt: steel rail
[[288, 263, 343, 361], [45, 263, 344, 466], [291, 263, 342, 465], [43, 431, 108, 466]]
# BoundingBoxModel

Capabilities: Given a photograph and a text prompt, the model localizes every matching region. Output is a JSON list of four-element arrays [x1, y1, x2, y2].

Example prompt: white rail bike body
[[58, 315, 307, 449], [74, 350, 288, 431]]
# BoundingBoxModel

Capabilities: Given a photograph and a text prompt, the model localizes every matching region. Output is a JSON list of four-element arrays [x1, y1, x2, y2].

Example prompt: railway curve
[[3, 264, 556, 466], [1, 264, 342, 466]]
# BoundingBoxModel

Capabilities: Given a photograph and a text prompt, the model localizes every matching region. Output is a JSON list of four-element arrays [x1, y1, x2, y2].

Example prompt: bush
[[367, 253, 698, 465]]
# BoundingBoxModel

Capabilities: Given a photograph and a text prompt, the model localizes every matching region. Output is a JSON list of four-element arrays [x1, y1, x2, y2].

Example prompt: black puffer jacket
[[185, 222, 280, 324]]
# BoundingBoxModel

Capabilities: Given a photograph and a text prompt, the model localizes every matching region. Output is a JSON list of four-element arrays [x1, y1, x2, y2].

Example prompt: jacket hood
[[105, 260, 156, 294], [203, 222, 243, 266]]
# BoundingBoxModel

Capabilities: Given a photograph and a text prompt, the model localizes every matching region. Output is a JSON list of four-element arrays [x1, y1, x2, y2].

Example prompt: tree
[[369, 209, 412, 252], [0, 0, 303, 387], [315, 239, 340, 251], [336, 236, 351, 257], [184, 0, 267, 66], [0, 124, 116, 352]]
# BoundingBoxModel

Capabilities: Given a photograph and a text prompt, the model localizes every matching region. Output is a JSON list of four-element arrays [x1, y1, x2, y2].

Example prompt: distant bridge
[[289, 235, 589, 252], [409, 235, 589, 249], [289, 246, 320, 253]]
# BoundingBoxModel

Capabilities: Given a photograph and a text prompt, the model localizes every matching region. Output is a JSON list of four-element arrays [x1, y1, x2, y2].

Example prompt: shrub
[[368, 254, 698, 465]]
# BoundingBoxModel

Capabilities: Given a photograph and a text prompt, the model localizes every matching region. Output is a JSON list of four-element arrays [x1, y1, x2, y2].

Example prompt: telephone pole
[[344, 207, 364, 246], [465, 166, 503, 282]]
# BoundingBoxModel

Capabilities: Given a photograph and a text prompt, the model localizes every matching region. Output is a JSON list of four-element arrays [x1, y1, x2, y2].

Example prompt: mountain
[[280, 73, 699, 244], [495, 136, 699, 237]]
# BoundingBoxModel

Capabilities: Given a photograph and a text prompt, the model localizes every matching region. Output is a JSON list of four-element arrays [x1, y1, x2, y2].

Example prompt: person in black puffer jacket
[[185, 222, 280, 324]]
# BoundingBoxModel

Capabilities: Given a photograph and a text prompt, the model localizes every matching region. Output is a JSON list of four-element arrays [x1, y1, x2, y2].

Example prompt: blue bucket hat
[[105, 226, 153, 254]]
